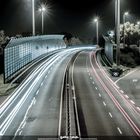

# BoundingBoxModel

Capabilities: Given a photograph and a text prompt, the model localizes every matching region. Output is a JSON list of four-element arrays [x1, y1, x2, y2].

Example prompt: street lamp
[[137, 21, 140, 25], [39, 5, 46, 34], [115, 0, 120, 66], [94, 18, 99, 46], [32, 0, 35, 36], [123, 12, 129, 47]]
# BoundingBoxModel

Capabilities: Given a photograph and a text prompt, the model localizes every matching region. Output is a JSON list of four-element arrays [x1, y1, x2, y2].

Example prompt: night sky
[[0, 0, 140, 39]]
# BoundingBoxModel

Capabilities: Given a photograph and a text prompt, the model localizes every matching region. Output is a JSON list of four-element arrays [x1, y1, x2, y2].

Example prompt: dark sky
[[0, 0, 140, 39]]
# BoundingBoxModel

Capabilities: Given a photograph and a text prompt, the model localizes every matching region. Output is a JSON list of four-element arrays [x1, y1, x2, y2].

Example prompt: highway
[[0, 48, 84, 139], [0, 47, 140, 140], [72, 50, 140, 139]]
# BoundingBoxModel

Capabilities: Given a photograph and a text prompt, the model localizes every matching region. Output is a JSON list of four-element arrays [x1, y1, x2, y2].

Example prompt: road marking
[[92, 81, 94, 84], [45, 75, 48, 78], [41, 82, 43, 87], [95, 87, 98, 90], [19, 131, 22, 136], [133, 79, 138, 82], [130, 100, 135, 105], [21, 122, 26, 129], [117, 127, 122, 135], [90, 52, 140, 136], [103, 101, 106, 106], [48, 70, 50, 74], [90, 77, 92, 80], [109, 112, 113, 118], [36, 90, 39, 95], [125, 95, 129, 99], [137, 107, 140, 111], [88, 73, 90, 76], [33, 98, 36, 105], [99, 93, 101, 97], [120, 90, 124, 94]]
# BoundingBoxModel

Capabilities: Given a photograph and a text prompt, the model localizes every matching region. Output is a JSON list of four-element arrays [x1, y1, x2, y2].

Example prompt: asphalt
[[72, 50, 140, 139], [20, 55, 71, 137], [0, 49, 80, 140], [0, 47, 140, 140]]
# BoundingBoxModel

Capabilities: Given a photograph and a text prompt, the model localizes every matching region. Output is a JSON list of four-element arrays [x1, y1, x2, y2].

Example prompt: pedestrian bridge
[[4, 35, 66, 83]]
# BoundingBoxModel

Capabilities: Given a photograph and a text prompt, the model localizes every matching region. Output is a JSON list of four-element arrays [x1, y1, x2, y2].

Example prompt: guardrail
[[4, 35, 66, 83]]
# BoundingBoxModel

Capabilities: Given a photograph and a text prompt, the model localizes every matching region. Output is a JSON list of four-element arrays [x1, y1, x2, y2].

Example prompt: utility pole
[[32, 0, 35, 36], [115, 0, 120, 66]]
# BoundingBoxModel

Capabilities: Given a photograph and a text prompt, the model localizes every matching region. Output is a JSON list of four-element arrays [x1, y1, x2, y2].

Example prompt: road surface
[[0, 47, 140, 140]]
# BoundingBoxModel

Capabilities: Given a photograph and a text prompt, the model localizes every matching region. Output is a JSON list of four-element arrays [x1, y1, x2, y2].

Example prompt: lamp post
[[39, 5, 46, 34], [123, 12, 129, 48], [32, 0, 35, 36], [94, 18, 99, 46], [115, 0, 120, 66]]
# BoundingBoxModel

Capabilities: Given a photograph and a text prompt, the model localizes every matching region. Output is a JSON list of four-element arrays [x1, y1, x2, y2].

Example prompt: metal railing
[[4, 35, 66, 83]]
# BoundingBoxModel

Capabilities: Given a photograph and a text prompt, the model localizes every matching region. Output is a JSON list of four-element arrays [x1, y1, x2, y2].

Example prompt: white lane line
[[103, 101, 106, 106], [41, 82, 43, 87], [125, 95, 129, 99], [90, 77, 92, 80], [95, 87, 98, 90], [92, 81, 94, 84], [88, 73, 90, 76], [109, 112, 113, 118], [45, 75, 48, 78], [99, 93, 101, 97], [19, 131, 22, 136], [36, 90, 39, 96], [48, 70, 50, 74], [117, 127, 122, 135], [120, 90, 124, 94], [21, 122, 26, 129], [33, 97, 36, 105], [130, 100, 135, 105], [137, 107, 140, 111]]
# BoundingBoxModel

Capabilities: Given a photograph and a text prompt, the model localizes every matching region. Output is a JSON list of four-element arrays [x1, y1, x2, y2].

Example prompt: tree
[[70, 37, 82, 46], [120, 22, 140, 47], [62, 32, 73, 46], [0, 30, 10, 48], [0, 30, 5, 45]]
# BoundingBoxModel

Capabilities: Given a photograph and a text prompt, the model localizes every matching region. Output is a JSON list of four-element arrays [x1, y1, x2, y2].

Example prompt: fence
[[4, 35, 66, 83]]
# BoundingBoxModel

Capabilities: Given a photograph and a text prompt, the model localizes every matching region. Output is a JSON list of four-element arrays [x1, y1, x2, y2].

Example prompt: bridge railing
[[4, 35, 66, 83]]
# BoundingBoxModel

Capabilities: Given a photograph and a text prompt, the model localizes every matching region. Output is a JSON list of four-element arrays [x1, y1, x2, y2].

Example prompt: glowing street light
[[94, 18, 99, 45], [32, 0, 35, 36], [123, 12, 129, 47], [39, 5, 46, 34], [137, 21, 140, 25]]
